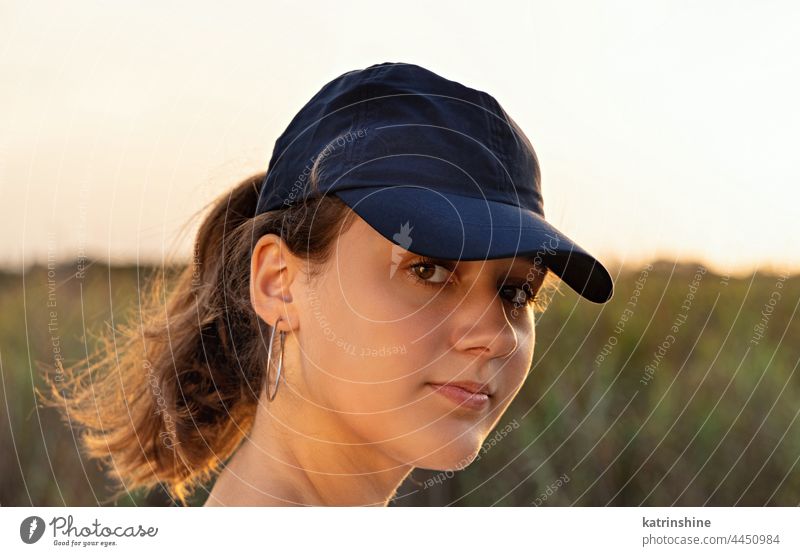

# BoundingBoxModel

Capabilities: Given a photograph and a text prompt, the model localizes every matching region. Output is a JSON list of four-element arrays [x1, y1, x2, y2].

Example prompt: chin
[[407, 428, 486, 472]]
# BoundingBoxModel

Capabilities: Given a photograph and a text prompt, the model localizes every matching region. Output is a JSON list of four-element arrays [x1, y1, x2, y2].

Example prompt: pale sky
[[1, 0, 798, 276]]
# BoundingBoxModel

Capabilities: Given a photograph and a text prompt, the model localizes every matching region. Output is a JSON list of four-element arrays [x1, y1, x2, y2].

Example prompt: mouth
[[426, 381, 493, 411]]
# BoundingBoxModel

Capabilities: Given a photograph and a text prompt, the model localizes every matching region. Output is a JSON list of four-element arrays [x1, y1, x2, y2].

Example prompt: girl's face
[[270, 213, 546, 471]]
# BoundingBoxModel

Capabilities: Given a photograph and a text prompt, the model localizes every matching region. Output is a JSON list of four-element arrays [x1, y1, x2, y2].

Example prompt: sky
[[1, 0, 798, 277]]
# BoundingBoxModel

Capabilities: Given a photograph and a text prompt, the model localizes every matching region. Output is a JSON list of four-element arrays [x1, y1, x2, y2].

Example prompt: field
[[1, 260, 798, 506]]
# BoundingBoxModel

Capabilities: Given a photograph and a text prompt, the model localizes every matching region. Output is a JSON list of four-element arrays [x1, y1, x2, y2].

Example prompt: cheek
[[296, 271, 430, 415], [301, 259, 438, 388], [501, 322, 535, 396]]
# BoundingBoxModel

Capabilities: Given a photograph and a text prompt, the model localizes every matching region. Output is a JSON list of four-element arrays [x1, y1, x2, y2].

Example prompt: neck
[[205, 390, 414, 507]]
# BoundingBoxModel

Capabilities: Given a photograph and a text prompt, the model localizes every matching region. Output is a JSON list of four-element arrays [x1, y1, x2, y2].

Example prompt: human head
[[250, 185, 555, 473]]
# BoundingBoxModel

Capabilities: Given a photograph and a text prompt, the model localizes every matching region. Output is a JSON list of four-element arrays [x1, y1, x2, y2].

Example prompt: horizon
[[5, 254, 795, 281]]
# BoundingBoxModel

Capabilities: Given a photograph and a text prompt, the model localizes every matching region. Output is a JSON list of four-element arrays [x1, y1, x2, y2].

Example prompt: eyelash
[[406, 257, 541, 309]]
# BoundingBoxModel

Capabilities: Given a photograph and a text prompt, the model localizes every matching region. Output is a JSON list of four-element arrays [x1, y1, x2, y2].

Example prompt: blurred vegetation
[[1, 259, 798, 506]]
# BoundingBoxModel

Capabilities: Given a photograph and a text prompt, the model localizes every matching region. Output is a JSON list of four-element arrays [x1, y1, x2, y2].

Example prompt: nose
[[448, 284, 519, 359]]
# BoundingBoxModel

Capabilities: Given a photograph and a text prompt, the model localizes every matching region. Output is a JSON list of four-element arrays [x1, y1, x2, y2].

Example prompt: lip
[[427, 381, 492, 411]]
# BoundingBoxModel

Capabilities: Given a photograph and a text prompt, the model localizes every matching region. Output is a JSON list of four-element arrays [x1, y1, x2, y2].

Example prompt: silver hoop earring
[[266, 319, 286, 402]]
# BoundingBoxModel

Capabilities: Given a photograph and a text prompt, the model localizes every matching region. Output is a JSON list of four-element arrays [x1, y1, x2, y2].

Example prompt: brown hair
[[37, 165, 559, 506], [37, 162, 360, 505]]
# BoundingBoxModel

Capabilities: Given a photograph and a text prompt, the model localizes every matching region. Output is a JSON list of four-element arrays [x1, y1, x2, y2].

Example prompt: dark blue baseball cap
[[256, 61, 613, 303]]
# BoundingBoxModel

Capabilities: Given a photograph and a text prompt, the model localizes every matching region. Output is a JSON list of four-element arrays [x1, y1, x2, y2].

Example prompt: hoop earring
[[266, 318, 286, 402]]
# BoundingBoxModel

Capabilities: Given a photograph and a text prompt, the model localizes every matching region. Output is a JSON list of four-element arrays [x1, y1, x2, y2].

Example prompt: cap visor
[[333, 185, 614, 303]]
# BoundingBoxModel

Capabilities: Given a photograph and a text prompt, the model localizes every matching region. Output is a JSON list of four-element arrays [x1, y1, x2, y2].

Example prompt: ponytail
[[37, 167, 357, 505]]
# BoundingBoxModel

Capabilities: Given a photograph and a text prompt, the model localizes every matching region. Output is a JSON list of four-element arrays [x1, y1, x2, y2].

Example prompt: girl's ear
[[250, 233, 300, 332]]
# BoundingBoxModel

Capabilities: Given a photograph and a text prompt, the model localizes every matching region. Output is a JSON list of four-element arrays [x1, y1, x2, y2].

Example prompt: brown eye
[[501, 282, 537, 307], [411, 262, 451, 284]]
